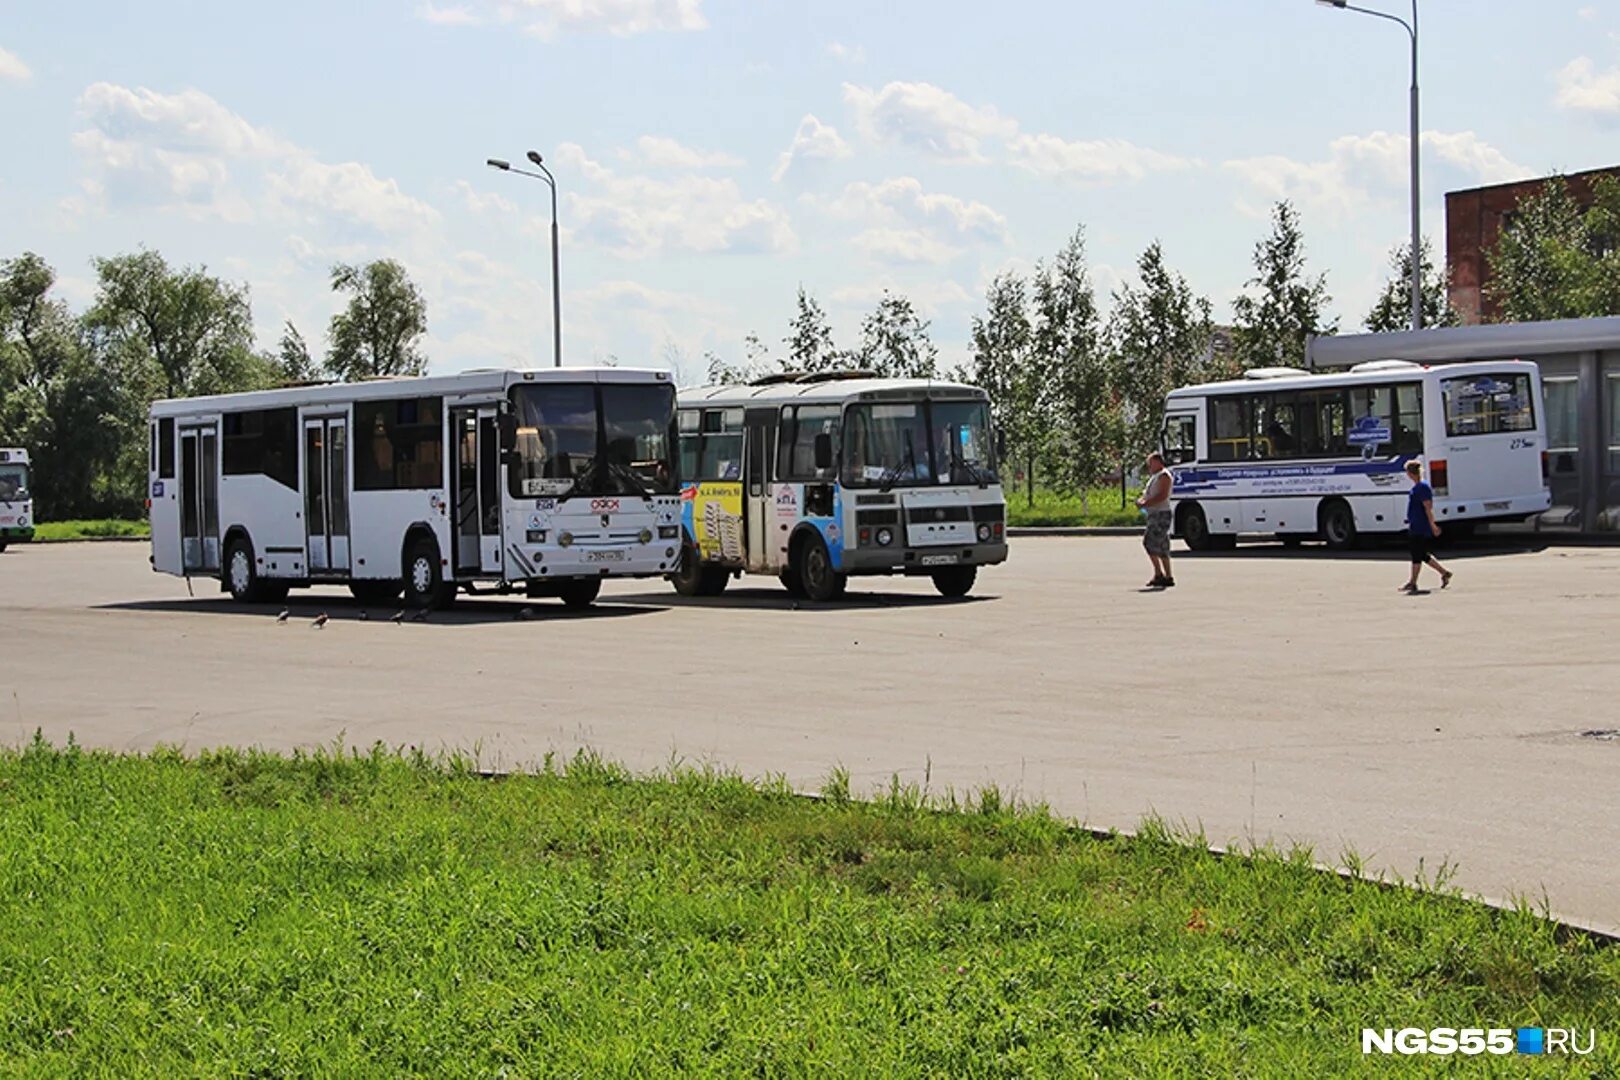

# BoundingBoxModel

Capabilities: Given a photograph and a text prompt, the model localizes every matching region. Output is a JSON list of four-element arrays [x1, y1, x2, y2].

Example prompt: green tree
[[0, 253, 133, 518], [1231, 201, 1335, 370], [783, 287, 838, 374], [276, 319, 322, 382], [705, 331, 775, 384], [854, 290, 938, 378], [970, 271, 1045, 507], [86, 250, 262, 399], [1365, 238, 1453, 332], [1486, 175, 1620, 322], [1110, 241, 1213, 467], [1032, 226, 1116, 502], [326, 259, 428, 380]]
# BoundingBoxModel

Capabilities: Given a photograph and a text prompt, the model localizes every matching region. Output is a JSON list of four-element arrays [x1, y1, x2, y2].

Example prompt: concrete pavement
[[2, 536, 1617, 931]]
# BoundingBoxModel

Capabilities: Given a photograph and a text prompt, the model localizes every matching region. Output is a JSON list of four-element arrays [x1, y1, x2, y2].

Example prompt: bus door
[[178, 423, 220, 574], [303, 415, 350, 575], [451, 406, 503, 576], [743, 407, 777, 571]]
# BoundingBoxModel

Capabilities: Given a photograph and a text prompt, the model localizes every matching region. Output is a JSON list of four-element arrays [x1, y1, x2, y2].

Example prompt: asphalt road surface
[[4, 536, 1618, 932]]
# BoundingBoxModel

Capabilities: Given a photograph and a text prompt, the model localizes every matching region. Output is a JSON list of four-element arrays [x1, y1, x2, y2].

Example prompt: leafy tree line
[[0, 251, 427, 519]]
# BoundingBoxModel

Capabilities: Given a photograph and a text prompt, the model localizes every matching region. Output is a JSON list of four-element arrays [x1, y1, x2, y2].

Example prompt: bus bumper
[[839, 542, 1009, 575], [0, 525, 34, 543], [508, 542, 681, 581], [1437, 491, 1552, 524]]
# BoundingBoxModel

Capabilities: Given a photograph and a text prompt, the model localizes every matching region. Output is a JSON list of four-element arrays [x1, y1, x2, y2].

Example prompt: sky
[[2, 1, 1618, 382]]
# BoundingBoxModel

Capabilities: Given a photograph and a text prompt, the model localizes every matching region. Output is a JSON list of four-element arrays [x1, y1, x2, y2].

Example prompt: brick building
[[1445, 165, 1620, 325]]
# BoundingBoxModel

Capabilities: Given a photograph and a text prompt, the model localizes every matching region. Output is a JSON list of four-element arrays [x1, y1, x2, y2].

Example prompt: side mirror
[[995, 430, 1006, 460], [497, 413, 517, 453], [813, 432, 833, 471]]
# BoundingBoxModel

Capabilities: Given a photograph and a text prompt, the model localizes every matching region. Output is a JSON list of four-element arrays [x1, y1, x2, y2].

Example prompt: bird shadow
[[96, 595, 666, 625]]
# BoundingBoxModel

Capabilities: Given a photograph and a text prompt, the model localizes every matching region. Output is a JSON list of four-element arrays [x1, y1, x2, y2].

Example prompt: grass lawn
[[1006, 487, 1144, 528], [31, 518, 149, 541], [2, 738, 1616, 1076]]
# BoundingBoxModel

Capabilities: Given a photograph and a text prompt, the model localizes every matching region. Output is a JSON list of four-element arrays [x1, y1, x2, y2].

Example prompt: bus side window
[[1209, 398, 1249, 462]]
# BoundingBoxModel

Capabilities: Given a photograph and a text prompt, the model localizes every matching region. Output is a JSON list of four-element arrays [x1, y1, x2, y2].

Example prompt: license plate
[[585, 549, 626, 562], [919, 553, 959, 566]]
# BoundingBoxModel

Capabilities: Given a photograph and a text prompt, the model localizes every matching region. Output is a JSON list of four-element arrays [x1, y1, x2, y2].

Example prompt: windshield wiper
[[880, 431, 920, 493]]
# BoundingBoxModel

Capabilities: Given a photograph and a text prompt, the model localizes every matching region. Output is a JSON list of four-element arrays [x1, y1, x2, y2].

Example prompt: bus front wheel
[[403, 536, 453, 609], [931, 565, 977, 598], [1179, 504, 1214, 552], [797, 536, 846, 602], [672, 540, 729, 597], [1319, 500, 1358, 551], [558, 578, 602, 609]]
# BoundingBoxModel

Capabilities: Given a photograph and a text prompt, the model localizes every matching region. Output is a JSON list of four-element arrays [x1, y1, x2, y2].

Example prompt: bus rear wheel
[[931, 565, 977, 598], [558, 578, 602, 609], [225, 535, 286, 604], [1319, 499, 1358, 551]]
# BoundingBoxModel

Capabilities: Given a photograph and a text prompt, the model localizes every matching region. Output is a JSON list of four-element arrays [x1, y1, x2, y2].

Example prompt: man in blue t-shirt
[[1401, 459, 1452, 594]]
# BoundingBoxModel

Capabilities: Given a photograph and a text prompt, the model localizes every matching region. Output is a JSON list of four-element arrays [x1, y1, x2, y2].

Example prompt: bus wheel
[[558, 578, 602, 609], [224, 535, 284, 603], [779, 570, 807, 598], [700, 567, 730, 596], [403, 536, 452, 609], [1319, 499, 1358, 551], [350, 580, 403, 605], [0, 542, 7, 553], [931, 565, 977, 598], [1179, 503, 1214, 551], [797, 536, 846, 602], [671, 540, 707, 597]]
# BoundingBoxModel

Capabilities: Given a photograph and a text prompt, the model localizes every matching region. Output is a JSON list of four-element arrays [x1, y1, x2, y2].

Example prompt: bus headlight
[[876, 527, 894, 546], [658, 525, 678, 539], [526, 529, 546, 543], [976, 523, 991, 542], [638, 527, 653, 544], [558, 531, 573, 548]]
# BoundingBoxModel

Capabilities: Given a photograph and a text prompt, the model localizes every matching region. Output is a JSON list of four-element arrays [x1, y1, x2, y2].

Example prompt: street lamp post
[[1317, 0, 1422, 331], [486, 152, 563, 367]]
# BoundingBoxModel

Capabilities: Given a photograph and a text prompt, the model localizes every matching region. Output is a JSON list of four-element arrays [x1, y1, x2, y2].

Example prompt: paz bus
[[0, 448, 33, 551], [148, 367, 683, 608], [1161, 359, 1552, 550], [670, 373, 1008, 600]]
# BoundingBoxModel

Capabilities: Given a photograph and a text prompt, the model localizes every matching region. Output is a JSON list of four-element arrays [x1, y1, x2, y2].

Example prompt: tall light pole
[[1317, 0, 1422, 331], [487, 152, 563, 367]]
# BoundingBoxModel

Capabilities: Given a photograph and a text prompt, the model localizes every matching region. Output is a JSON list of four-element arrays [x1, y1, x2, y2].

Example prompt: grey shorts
[[1144, 509, 1173, 556]]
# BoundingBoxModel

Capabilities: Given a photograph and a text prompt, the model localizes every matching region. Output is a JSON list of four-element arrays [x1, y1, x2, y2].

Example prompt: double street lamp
[[487, 151, 563, 367], [1317, 0, 1423, 331]]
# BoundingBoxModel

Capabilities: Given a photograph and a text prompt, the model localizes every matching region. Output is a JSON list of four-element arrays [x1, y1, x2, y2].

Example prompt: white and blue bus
[[0, 448, 33, 552], [670, 374, 1008, 600], [1161, 360, 1551, 549]]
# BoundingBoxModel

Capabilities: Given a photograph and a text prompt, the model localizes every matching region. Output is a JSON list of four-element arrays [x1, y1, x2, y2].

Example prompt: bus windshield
[[509, 382, 676, 497], [842, 400, 998, 487], [0, 464, 27, 502]]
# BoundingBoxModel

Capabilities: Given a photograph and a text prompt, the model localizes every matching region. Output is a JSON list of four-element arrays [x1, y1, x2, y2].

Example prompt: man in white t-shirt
[[1136, 452, 1175, 588]]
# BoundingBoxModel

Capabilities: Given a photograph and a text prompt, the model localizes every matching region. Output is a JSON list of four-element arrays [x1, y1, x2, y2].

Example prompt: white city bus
[[149, 368, 682, 608], [1161, 359, 1551, 549], [671, 373, 1007, 600], [0, 448, 34, 552]]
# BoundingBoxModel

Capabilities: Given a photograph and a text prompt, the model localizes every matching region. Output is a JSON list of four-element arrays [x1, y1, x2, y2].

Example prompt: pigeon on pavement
[[275, 609, 290, 623], [312, 612, 329, 629], [391, 611, 405, 624]]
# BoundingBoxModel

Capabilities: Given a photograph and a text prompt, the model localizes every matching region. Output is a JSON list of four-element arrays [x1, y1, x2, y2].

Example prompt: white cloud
[[553, 141, 795, 258], [850, 228, 959, 265], [1554, 56, 1620, 116], [416, 0, 707, 38], [619, 135, 741, 170], [772, 114, 852, 183], [0, 45, 32, 82], [1005, 132, 1196, 183], [823, 176, 1009, 244], [450, 178, 518, 215], [829, 277, 974, 316], [1224, 129, 1529, 219], [69, 82, 437, 234], [841, 79, 1189, 187], [826, 41, 864, 64], [843, 80, 1017, 163], [1579, 6, 1599, 20]]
